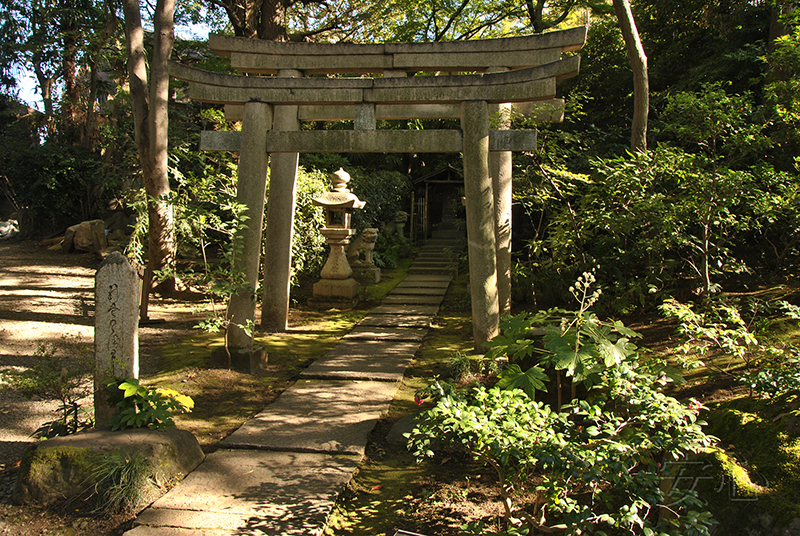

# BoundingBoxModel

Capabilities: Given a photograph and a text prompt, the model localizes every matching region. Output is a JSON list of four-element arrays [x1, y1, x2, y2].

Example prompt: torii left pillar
[[228, 101, 272, 348], [462, 100, 500, 350]]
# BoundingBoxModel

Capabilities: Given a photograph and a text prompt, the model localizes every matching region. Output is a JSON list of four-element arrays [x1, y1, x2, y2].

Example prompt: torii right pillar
[[487, 67, 513, 319], [461, 100, 500, 350]]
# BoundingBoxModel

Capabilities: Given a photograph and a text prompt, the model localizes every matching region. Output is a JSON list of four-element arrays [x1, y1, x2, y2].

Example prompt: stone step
[[357, 314, 434, 327], [408, 266, 455, 276], [300, 339, 420, 382], [395, 279, 451, 289], [343, 325, 428, 342], [388, 286, 448, 296], [411, 258, 454, 265], [421, 238, 463, 247], [221, 379, 398, 455], [369, 304, 440, 315], [402, 274, 453, 283], [380, 294, 444, 306], [414, 257, 457, 266], [127, 449, 360, 536], [416, 249, 461, 257]]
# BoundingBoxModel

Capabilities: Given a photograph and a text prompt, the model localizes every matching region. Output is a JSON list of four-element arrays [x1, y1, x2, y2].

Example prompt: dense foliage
[[410, 277, 716, 535]]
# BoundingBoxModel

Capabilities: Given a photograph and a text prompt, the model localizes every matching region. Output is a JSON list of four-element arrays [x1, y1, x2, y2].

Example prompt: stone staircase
[[409, 219, 465, 276]]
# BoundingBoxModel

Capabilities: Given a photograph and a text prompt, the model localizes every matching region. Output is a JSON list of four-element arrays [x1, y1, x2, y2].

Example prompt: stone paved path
[[124, 273, 453, 536]]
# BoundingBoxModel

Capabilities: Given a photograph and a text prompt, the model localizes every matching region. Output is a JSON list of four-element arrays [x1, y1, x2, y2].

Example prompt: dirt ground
[[0, 240, 202, 535]]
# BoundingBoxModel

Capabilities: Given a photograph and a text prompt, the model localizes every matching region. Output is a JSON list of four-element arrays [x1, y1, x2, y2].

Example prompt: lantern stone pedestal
[[308, 169, 365, 310]]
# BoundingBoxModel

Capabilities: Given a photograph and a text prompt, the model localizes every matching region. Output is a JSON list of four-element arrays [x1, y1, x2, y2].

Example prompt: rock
[[70, 219, 107, 252], [62, 224, 79, 253], [12, 428, 204, 508], [386, 415, 415, 446], [104, 212, 129, 233]]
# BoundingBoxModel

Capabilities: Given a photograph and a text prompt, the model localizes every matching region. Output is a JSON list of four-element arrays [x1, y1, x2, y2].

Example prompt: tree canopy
[[0, 0, 797, 311]]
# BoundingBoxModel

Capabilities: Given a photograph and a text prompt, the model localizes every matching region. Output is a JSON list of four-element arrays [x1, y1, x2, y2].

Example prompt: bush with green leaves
[[0, 336, 93, 437], [514, 82, 800, 312], [408, 359, 715, 535], [660, 296, 800, 376], [409, 271, 716, 534], [105, 378, 193, 431], [659, 296, 759, 369], [485, 271, 645, 408]]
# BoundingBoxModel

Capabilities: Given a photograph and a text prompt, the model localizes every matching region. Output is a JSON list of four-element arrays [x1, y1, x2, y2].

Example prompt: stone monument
[[94, 251, 139, 429], [309, 169, 365, 309]]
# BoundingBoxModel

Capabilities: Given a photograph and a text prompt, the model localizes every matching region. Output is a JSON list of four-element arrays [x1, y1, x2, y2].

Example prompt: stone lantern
[[310, 168, 365, 308]]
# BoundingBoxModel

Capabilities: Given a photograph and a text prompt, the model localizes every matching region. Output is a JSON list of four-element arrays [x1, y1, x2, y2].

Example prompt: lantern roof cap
[[312, 168, 365, 209]]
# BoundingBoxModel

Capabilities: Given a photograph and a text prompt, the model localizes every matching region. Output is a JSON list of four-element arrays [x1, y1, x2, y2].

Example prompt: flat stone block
[[134, 507, 329, 535], [388, 287, 447, 296], [125, 526, 229, 536], [300, 353, 415, 382], [137, 449, 360, 535], [321, 339, 419, 359], [381, 294, 444, 306], [343, 326, 427, 342], [408, 267, 455, 276], [14, 428, 204, 507], [395, 279, 451, 289], [370, 304, 440, 315], [402, 274, 452, 283], [221, 380, 399, 455], [358, 314, 433, 328]]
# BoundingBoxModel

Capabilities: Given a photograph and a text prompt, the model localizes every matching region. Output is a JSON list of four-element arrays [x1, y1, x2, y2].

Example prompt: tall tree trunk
[[122, 0, 176, 293], [259, 0, 287, 40], [613, 0, 649, 153], [149, 0, 176, 293], [61, 1, 80, 144]]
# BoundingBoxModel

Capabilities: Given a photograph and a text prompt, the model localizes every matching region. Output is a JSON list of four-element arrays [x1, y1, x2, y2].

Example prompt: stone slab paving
[[221, 379, 399, 455], [127, 271, 452, 536], [299, 340, 418, 382], [316, 339, 421, 358], [395, 279, 451, 289], [402, 274, 453, 283], [381, 294, 444, 305], [357, 314, 433, 328], [343, 325, 427, 342], [388, 286, 448, 296], [299, 355, 412, 382], [128, 450, 360, 536], [369, 304, 440, 315]]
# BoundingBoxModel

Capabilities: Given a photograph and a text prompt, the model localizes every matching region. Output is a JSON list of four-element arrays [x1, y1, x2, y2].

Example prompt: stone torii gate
[[170, 26, 587, 351]]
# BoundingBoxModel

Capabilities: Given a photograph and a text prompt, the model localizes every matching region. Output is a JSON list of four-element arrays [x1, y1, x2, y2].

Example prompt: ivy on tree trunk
[[613, 0, 649, 153], [122, 0, 176, 293]]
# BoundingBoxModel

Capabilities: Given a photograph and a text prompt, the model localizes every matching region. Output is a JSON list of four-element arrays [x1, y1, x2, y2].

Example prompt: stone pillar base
[[211, 345, 269, 376], [352, 266, 381, 284], [312, 277, 359, 300]]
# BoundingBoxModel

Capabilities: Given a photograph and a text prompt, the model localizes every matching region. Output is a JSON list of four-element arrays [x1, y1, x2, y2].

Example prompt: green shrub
[[105, 378, 193, 431], [408, 359, 715, 535]]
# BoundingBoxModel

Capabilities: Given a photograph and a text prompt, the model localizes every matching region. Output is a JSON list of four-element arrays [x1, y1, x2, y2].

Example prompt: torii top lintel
[[208, 26, 586, 75], [169, 27, 587, 110]]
